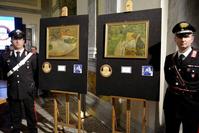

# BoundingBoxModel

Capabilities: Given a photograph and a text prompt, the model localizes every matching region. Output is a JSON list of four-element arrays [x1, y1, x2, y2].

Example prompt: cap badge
[[15, 29, 22, 35], [180, 23, 189, 29]]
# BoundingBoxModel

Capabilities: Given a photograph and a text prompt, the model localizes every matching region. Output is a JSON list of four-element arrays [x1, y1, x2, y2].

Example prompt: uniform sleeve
[[164, 55, 175, 85], [31, 53, 39, 89]]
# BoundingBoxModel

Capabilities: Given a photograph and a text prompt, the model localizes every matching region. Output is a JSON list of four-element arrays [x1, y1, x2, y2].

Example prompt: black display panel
[[96, 9, 161, 101], [39, 15, 88, 94]]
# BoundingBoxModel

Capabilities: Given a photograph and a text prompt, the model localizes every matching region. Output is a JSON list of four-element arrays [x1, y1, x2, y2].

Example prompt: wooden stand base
[[111, 96, 147, 133], [51, 90, 82, 133]]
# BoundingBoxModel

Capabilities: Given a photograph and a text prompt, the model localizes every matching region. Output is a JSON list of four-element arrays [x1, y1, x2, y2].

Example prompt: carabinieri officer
[[164, 22, 199, 133], [2, 29, 38, 133]]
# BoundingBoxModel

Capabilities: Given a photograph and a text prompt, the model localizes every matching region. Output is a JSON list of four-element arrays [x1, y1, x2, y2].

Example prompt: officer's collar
[[178, 47, 192, 58], [14, 48, 24, 56]]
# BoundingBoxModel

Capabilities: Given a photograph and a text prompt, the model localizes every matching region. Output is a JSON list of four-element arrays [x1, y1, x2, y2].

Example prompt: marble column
[[88, 0, 97, 72]]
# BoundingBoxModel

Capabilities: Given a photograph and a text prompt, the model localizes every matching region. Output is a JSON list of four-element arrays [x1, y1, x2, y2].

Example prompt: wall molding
[[0, 5, 41, 14]]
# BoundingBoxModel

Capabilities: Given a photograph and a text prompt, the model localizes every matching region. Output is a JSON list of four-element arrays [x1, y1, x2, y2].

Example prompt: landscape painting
[[104, 20, 149, 58], [46, 25, 79, 59]]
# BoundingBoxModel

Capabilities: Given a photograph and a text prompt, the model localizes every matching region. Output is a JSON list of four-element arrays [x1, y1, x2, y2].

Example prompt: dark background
[[96, 8, 161, 101], [39, 15, 88, 94]]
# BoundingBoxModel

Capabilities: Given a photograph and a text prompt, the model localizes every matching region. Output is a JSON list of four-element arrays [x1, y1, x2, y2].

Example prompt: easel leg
[[51, 91, 82, 132], [142, 100, 146, 133], [78, 94, 81, 133], [66, 95, 70, 126], [54, 96, 58, 133], [126, 99, 131, 133], [112, 97, 116, 133]]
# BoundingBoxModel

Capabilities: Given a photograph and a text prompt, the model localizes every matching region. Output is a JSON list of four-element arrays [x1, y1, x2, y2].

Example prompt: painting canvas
[[46, 25, 79, 59], [104, 20, 149, 58]]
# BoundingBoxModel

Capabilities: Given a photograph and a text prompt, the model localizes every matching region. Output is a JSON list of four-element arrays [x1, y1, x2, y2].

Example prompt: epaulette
[[9, 51, 13, 57], [172, 51, 178, 59], [25, 51, 28, 56]]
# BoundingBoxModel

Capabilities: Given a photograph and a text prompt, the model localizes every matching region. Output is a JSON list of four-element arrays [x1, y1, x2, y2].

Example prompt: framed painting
[[46, 25, 79, 59], [104, 20, 149, 58]]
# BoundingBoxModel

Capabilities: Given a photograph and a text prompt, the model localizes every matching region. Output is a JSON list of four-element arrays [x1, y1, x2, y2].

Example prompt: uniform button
[[17, 81, 20, 83], [17, 75, 19, 77], [191, 74, 195, 78], [168, 67, 171, 70], [192, 70, 195, 72], [178, 69, 181, 71], [175, 82, 179, 85]]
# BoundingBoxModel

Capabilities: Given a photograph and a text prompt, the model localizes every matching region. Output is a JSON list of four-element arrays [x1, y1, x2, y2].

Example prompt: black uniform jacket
[[164, 48, 199, 119], [2, 50, 38, 100]]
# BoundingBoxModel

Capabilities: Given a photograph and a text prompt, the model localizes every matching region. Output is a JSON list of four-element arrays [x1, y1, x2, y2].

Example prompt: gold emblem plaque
[[100, 64, 112, 77], [42, 62, 52, 73]]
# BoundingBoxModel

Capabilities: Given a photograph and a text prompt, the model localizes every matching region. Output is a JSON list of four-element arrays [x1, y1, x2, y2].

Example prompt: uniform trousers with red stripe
[[8, 96, 37, 133], [164, 109, 199, 133]]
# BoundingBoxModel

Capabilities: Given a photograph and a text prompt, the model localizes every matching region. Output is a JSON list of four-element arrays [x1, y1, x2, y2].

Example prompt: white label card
[[57, 65, 66, 72], [121, 66, 132, 74]]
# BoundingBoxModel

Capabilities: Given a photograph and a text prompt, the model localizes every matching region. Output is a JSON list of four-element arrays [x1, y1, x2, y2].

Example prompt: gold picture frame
[[46, 25, 79, 59], [104, 20, 149, 58]]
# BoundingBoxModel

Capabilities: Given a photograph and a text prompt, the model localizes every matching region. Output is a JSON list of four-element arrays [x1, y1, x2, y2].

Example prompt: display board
[[39, 15, 88, 94], [96, 9, 161, 101]]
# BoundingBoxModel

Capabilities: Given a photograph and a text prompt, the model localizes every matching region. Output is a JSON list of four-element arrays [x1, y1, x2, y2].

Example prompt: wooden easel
[[111, 96, 147, 133], [48, 7, 83, 133], [51, 90, 82, 133]]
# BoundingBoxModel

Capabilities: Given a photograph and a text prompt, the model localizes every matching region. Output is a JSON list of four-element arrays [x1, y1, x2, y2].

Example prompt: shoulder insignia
[[191, 50, 197, 58], [9, 51, 13, 56], [172, 51, 177, 58], [25, 51, 28, 56]]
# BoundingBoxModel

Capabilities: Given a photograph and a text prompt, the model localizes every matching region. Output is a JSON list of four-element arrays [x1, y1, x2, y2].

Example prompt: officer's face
[[11, 38, 25, 50], [31, 48, 37, 54], [175, 33, 194, 52]]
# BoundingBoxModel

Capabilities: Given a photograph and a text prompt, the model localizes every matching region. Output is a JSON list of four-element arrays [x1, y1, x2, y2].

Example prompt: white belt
[[7, 52, 33, 77]]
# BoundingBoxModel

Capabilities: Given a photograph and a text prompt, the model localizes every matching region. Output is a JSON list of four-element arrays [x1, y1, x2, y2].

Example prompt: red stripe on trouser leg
[[198, 124, 199, 133], [34, 100, 38, 122]]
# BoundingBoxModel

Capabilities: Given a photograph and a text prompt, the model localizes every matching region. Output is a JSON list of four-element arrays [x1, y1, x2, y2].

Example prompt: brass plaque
[[42, 62, 52, 73], [100, 64, 112, 77]]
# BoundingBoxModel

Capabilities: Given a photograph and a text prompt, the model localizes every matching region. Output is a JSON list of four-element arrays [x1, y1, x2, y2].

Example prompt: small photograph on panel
[[142, 65, 153, 76], [73, 64, 82, 74]]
